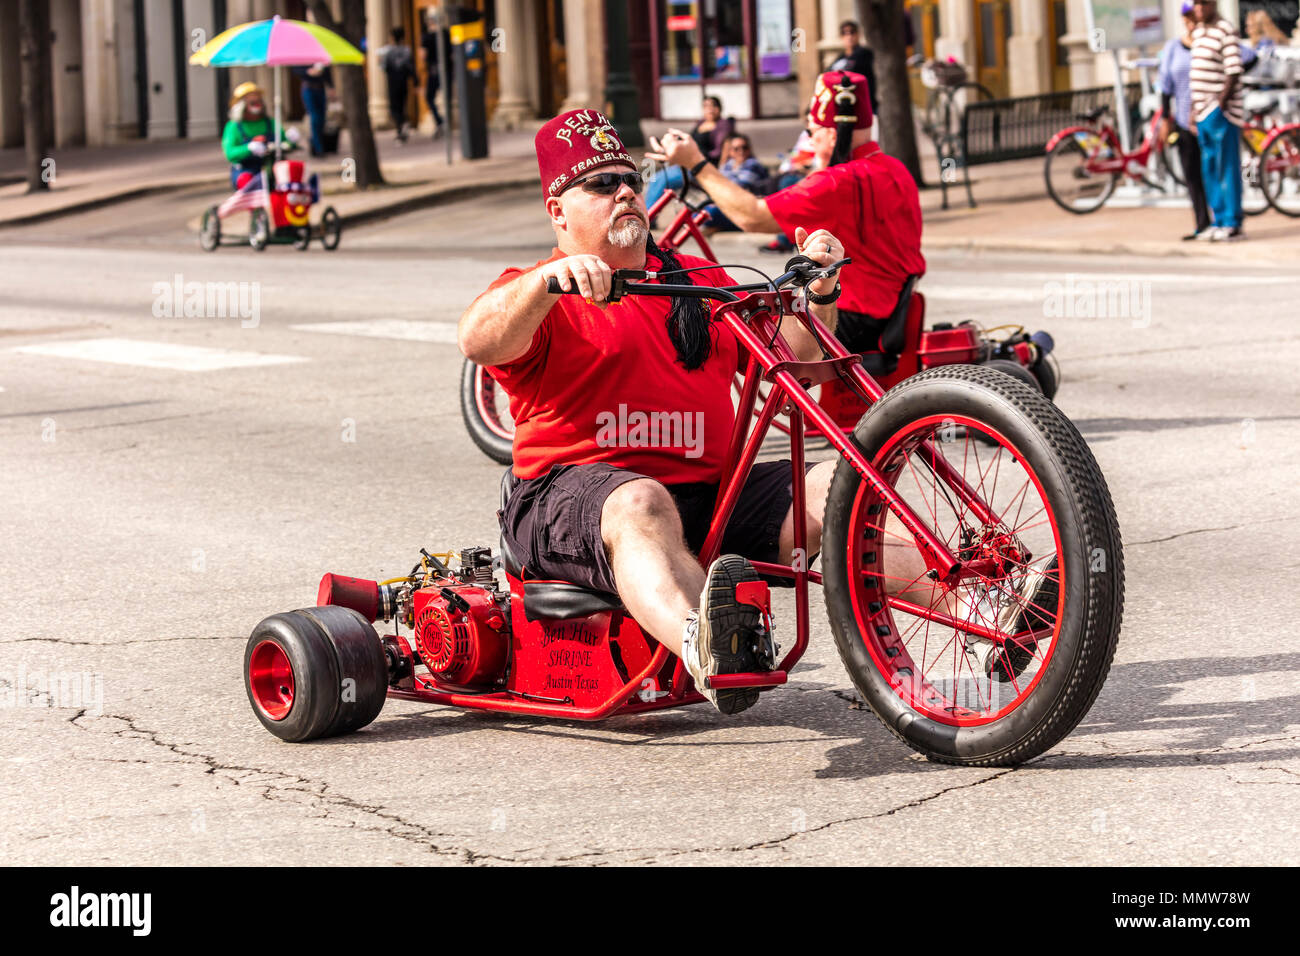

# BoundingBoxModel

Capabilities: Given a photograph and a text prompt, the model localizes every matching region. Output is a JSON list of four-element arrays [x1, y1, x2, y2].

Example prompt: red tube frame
[[387, 268, 1002, 719]]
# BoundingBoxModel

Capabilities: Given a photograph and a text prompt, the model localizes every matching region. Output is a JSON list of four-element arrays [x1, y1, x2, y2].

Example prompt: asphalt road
[[1, 186, 1298, 865]]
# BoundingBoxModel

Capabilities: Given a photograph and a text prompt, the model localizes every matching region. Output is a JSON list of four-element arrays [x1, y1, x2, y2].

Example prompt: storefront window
[[660, 1, 701, 79], [703, 0, 747, 79], [756, 0, 792, 78]]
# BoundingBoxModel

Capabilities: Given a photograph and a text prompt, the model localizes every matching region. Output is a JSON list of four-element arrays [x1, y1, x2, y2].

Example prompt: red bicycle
[[1045, 101, 1183, 213], [461, 186, 1059, 461], [248, 255, 1124, 766]]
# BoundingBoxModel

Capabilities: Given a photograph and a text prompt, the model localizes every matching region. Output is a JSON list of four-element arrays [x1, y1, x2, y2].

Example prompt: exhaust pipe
[[317, 574, 398, 622]]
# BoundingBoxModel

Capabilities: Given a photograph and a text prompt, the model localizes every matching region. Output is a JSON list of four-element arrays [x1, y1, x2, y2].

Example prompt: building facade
[[4, 0, 1292, 152]]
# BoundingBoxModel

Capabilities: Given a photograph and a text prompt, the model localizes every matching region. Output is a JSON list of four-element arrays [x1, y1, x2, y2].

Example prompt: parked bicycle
[[1044, 100, 1183, 214]]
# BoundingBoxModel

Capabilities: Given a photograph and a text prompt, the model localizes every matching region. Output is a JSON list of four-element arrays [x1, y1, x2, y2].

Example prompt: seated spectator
[[646, 96, 737, 220], [703, 134, 773, 233]]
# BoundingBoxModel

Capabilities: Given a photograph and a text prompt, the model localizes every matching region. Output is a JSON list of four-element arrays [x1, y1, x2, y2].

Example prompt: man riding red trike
[[244, 90, 1122, 766]]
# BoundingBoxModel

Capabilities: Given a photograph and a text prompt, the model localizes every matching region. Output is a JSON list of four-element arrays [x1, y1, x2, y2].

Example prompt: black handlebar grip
[[545, 277, 565, 294]]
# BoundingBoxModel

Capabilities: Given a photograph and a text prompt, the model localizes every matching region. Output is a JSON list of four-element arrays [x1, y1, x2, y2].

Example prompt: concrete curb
[[0, 176, 228, 229], [922, 234, 1298, 263]]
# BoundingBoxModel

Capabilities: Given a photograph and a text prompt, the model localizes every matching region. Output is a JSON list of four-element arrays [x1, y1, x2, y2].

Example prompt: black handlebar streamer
[[645, 233, 713, 371]]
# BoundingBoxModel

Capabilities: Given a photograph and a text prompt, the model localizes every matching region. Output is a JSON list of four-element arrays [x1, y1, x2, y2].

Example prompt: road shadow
[[355, 652, 1300, 782]]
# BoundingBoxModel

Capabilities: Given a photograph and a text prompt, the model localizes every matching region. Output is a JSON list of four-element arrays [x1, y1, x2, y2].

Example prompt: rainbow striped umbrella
[[189, 15, 363, 67], [190, 16, 362, 159]]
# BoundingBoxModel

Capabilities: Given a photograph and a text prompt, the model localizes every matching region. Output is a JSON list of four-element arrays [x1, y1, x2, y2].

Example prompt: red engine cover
[[412, 585, 508, 688]]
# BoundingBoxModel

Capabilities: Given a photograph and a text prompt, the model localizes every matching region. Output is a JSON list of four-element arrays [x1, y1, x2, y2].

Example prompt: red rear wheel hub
[[249, 640, 295, 720]]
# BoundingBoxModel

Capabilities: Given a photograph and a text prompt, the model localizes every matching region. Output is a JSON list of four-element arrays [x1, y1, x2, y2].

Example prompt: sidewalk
[[2, 116, 1296, 260]]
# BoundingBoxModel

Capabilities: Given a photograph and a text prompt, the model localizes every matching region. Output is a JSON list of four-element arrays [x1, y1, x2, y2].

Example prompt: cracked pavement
[[1, 187, 1298, 865]]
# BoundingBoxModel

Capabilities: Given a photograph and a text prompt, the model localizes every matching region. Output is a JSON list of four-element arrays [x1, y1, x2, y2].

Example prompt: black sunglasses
[[567, 171, 644, 196]]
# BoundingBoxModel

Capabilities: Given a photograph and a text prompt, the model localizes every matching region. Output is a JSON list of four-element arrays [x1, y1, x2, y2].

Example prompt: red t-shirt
[[485, 249, 740, 483], [765, 142, 926, 318]]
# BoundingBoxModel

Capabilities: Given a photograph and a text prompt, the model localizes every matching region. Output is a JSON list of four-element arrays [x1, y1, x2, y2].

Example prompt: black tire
[[1031, 354, 1060, 401], [821, 365, 1124, 766], [1044, 134, 1117, 214], [292, 226, 311, 250], [200, 206, 221, 252], [320, 206, 341, 250], [244, 605, 387, 743], [1241, 131, 1271, 217], [459, 357, 514, 464], [249, 209, 270, 251], [981, 357, 1042, 394], [1262, 128, 1300, 218], [1157, 140, 1185, 188]]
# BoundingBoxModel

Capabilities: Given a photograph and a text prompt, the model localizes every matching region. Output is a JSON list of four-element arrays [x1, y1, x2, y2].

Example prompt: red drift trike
[[200, 157, 341, 253], [246, 255, 1124, 766], [460, 185, 1059, 464]]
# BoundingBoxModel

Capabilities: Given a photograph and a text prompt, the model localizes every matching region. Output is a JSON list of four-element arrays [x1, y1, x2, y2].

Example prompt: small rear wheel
[[320, 206, 342, 250], [460, 358, 514, 464], [1045, 134, 1117, 214], [1031, 355, 1060, 401], [981, 357, 1042, 394], [821, 365, 1124, 765], [200, 206, 221, 252], [292, 226, 312, 250], [245, 605, 388, 742], [249, 209, 270, 251]]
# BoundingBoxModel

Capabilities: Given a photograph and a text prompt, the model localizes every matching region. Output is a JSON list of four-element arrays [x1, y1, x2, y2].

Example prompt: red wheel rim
[[474, 365, 514, 441], [846, 414, 1064, 726], [249, 639, 296, 721]]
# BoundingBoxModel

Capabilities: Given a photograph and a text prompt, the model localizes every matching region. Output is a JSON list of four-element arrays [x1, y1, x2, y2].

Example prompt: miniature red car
[[200, 158, 340, 252]]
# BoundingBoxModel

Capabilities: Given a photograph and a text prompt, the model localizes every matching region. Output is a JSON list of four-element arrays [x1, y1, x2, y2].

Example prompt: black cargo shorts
[[499, 461, 813, 594]]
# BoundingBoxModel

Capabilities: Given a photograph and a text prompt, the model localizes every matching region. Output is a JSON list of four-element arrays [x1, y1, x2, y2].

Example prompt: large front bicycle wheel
[[1045, 134, 1118, 214], [459, 358, 514, 464], [821, 365, 1124, 766], [1262, 128, 1300, 218]]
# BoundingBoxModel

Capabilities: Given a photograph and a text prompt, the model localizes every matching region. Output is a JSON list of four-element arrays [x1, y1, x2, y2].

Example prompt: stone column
[[560, 0, 604, 111], [1061, 0, 1095, 89], [935, 0, 977, 69], [793, 0, 821, 111], [50, 0, 87, 146], [366, 0, 392, 129], [144, 0, 178, 138], [1007, 0, 1049, 96], [0, 0, 23, 147], [185, 0, 220, 138], [491, 0, 532, 130]]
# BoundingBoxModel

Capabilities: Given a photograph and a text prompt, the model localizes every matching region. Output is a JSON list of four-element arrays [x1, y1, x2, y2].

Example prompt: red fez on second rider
[[809, 71, 873, 130], [535, 108, 637, 199]]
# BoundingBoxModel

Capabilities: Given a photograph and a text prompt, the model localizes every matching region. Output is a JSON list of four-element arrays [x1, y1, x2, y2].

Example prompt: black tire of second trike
[[244, 605, 387, 742], [820, 364, 1124, 766], [459, 357, 514, 465]]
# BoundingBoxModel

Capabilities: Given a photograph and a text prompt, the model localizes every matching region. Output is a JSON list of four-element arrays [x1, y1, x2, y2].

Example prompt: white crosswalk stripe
[[290, 319, 461, 344], [12, 338, 307, 372]]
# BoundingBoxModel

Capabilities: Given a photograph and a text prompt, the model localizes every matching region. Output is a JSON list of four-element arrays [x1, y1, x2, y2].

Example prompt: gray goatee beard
[[608, 215, 648, 248]]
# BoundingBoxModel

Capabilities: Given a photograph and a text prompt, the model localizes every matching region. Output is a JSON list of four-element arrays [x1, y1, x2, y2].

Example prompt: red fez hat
[[535, 108, 637, 199], [809, 71, 872, 130]]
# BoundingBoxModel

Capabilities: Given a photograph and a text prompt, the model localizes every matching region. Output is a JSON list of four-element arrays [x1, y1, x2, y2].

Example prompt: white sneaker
[[681, 555, 764, 714], [1196, 227, 1221, 241]]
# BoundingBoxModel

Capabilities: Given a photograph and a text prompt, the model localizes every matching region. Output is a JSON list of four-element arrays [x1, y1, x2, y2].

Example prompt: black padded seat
[[497, 469, 625, 621]]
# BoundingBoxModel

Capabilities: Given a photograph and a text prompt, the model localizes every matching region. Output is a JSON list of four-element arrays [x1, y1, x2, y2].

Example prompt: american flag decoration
[[218, 171, 270, 218]]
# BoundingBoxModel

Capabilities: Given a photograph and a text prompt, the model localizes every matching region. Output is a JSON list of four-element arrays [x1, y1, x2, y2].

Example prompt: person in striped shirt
[[1189, 0, 1245, 240]]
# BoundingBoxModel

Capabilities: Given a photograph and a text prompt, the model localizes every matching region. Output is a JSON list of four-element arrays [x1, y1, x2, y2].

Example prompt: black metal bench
[[931, 83, 1140, 210]]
